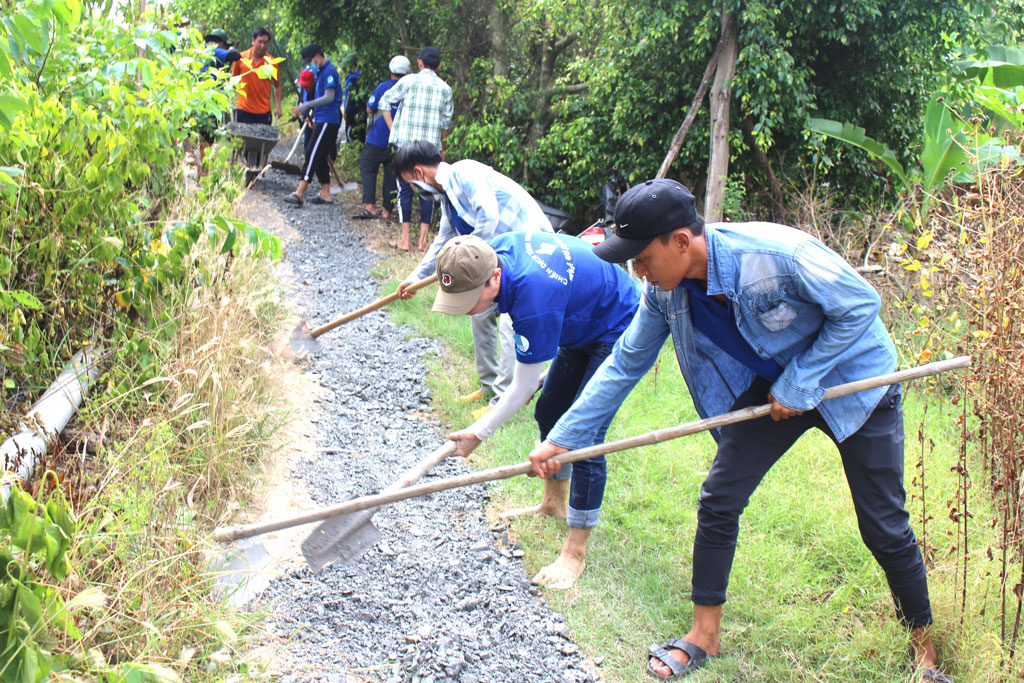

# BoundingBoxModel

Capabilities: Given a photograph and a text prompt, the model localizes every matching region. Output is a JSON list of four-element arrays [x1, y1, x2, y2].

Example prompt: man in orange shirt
[[232, 27, 283, 125]]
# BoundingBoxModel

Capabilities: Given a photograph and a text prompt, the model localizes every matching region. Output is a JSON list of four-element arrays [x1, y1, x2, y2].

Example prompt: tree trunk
[[742, 115, 785, 221], [523, 27, 577, 183], [489, 1, 509, 79], [393, 1, 414, 64], [704, 11, 738, 222]]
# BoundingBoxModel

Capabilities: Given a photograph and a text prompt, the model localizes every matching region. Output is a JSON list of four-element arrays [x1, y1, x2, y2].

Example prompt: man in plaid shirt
[[380, 47, 454, 251], [392, 141, 553, 409]]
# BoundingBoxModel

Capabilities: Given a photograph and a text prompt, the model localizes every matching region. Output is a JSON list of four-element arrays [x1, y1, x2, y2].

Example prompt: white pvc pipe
[[1, 346, 102, 499]]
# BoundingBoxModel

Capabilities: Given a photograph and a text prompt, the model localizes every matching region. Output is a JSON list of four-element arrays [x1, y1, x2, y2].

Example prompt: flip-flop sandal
[[387, 240, 411, 252], [922, 668, 953, 683], [282, 193, 303, 206], [351, 208, 378, 219], [646, 639, 717, 681], [308, 196, 335, 205]]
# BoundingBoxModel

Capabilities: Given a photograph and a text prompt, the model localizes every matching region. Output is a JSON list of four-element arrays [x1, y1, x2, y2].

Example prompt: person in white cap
[[352, 55, 411, 220], [430, 232, 641, 590]]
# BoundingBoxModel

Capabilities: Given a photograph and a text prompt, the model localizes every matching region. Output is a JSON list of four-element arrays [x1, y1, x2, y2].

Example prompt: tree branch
[[655, 28, 724, 179], [553, 31, 578, 55]]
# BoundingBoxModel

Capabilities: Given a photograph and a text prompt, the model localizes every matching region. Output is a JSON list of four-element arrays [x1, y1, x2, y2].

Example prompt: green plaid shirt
[[379, 69, 453, 150]]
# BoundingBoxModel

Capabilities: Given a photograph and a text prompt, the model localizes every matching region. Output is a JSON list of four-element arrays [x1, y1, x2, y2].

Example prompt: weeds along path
[[243, 160, 600, 683]]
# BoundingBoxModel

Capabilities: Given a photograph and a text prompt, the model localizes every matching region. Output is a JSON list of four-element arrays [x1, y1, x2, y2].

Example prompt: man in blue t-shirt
[[341, 57, 361, 143], [352, 56, 409, 220], [431, 232, 640, 589], [284, 44, 342, 207], [195, 29, 240, 159]]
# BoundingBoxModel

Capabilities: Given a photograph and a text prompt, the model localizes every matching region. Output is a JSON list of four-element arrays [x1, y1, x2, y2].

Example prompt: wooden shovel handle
[[213, 356, 969, 542], [311, 274, 438, 339]]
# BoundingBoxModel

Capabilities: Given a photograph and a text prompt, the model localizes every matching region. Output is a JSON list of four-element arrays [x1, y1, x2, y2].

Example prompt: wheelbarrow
[[226, 122, 281, 185]]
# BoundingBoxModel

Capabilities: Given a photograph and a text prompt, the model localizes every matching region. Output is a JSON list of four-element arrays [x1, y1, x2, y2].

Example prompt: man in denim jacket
[[528, 179, 949, 682]]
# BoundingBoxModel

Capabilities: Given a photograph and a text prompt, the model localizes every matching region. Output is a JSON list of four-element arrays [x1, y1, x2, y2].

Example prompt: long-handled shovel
[[214, 356, 970, 567], [289, 274, 438, 355], [301, 440, 456, 571]]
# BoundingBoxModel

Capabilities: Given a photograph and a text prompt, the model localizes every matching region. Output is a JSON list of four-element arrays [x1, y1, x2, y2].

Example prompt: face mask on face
[[411, 180, 441, 198], [308, 61, 320, 75]]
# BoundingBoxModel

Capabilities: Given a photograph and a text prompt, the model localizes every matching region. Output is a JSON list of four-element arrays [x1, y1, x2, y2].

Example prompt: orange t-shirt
[[232, 48, 279, 114]]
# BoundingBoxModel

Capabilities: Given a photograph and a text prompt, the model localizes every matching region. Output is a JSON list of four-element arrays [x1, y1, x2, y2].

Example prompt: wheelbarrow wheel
[[244, 169, 259, 185]]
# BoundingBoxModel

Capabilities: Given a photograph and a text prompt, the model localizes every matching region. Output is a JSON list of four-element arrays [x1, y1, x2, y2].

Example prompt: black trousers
[[359, 142, 395, 210], [234, 109, 272, 125], [302, 122, 340, 185], [691, 378, 933, 628]]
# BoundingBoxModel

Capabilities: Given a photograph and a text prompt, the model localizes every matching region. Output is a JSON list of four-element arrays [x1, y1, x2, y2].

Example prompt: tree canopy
[[174, 0, 1022, 222]]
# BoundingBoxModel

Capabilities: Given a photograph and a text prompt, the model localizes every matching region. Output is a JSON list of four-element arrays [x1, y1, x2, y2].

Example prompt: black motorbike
[[539, 170, 629, 248]]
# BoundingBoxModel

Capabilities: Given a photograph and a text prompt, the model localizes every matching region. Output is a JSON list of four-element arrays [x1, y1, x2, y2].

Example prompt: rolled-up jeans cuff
[[551, 462, 572, 481], [567, 505, 600, 529]]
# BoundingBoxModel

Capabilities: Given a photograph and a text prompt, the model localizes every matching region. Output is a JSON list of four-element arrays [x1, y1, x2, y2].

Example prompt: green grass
[[371, 250, 1017, 682]]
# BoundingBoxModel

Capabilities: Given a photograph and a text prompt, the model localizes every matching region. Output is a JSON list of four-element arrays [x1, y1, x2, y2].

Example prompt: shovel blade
[[301, 507, 382, 572], [289, 321, 321, 355]]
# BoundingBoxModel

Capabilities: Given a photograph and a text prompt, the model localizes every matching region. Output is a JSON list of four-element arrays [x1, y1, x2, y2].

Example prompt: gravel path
[[248, 163, 601, 683]]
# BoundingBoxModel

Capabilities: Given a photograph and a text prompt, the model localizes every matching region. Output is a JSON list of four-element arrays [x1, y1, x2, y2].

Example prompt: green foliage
[[809, 41, 1024, 223], [0, 0, 281, 401], [807, 118, 911, 186], [0, 483, 78, 683]]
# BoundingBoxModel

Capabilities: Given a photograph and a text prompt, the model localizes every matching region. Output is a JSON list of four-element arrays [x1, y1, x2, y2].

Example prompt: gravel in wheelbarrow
[[226, 122, 281, 141]]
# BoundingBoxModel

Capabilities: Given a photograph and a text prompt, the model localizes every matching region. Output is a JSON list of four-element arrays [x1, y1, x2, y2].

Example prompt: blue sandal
[[922, 667, 953, 682], [646, 639, 716, 680]]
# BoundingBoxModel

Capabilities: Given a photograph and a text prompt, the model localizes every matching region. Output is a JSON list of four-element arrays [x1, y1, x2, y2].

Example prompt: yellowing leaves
[[916, 231, 934, 249]]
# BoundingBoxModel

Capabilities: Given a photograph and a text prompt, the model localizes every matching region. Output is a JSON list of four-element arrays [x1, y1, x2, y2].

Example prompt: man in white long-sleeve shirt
[[393, 141, 552, 405]]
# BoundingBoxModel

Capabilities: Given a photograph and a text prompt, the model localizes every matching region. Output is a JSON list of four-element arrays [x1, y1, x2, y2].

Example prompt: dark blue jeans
[[396, 176, 434, 225], [535, 341, 617, 529], [692, 378, 933, 628]]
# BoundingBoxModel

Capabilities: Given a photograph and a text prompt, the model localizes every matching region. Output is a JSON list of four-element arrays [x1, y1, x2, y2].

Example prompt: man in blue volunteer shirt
[[352, 55, 409, 220], [195, 29, 240, 165], [431, 232, 640, 589], [284, 44, 342, 207], [527, 179, 950, 682], [393, 141, 553, 409], [202, 29, 240, 72]]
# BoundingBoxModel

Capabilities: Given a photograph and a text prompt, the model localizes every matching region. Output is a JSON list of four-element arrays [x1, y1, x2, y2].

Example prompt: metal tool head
[[288, 321, 321, 355], [301, 506, 382, 572]]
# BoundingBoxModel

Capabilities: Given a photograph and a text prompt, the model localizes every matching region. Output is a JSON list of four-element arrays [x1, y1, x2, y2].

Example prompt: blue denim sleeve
[[545, 285, 670, 450], [769, 240, 882, 411]]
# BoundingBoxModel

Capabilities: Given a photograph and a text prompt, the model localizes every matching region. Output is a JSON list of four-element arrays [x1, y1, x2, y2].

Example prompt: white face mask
[[411, 179, 442, 198]]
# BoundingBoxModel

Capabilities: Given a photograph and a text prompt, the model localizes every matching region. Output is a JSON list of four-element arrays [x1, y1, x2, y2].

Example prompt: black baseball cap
[[418, 46, 441, 68], [300, 44, 323, 62], [593, 179, 698, 263]]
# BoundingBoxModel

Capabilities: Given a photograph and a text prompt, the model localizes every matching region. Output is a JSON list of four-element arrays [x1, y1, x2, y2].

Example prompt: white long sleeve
[[467, 361, 545, 440]]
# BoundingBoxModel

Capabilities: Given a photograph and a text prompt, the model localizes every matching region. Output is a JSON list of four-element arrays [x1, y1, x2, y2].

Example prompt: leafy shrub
[[0, 0, 265, 400]]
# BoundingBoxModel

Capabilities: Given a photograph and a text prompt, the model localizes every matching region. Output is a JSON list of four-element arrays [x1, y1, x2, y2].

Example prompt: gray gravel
[[249, 164, 600, 683], [227, 122, 281, 141]]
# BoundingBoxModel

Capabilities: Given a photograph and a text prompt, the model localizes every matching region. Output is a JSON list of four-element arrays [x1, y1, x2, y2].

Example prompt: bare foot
[[499, 502, 567, 521], [532, 552, 586, 589]]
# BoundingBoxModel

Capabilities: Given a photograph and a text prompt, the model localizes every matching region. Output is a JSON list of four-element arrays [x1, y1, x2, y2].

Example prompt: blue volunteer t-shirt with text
[[492, 231, 641, 363], [365, 79, 400, 148], [313, 60, 343, 124]]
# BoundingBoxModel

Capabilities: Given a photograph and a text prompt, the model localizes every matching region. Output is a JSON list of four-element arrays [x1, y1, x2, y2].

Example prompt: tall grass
[[52, 198, 290, 679]]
